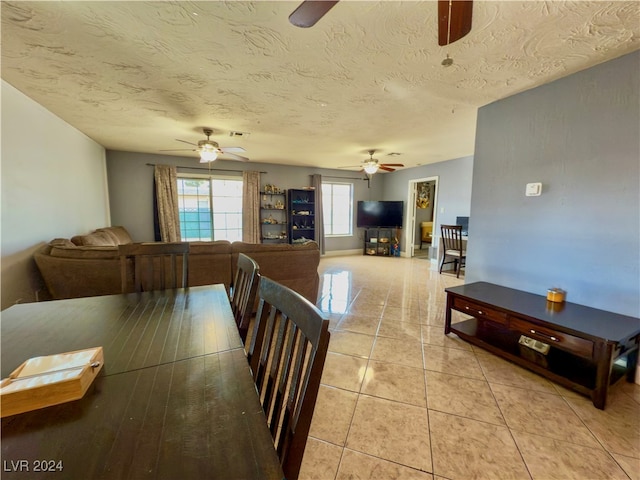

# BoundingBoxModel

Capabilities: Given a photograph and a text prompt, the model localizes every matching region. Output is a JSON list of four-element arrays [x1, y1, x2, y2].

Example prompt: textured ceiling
[[2, 1, 639, 171]]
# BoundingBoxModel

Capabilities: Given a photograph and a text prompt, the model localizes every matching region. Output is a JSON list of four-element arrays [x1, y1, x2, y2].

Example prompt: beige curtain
[[242, 171, 261, 243], [312, 174, 325, 254], [154, 165, 181, 242]]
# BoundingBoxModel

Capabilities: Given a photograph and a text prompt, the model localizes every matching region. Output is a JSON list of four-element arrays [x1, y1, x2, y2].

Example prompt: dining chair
[[230, 253, 260, 343], [247, 276, 330, 480], [119, 242, 189, 293], [439, 224, 466, 278]]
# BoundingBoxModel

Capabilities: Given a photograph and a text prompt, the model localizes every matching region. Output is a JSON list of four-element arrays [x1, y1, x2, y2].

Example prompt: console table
[[445, 282, 640, 409]]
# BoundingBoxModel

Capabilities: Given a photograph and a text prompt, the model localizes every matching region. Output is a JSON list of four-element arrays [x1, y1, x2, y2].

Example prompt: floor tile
[[512, 430, 629, 480], [328, 330, 375, 358], [377, 317, 422, 341], [381, 305, 421, 323], [309, 385, 358, 446], [298, 438, 343, 480], [336, 449, 433, 480], [611, 453, 640, 480], [361, 360, 426, 407], [346, 395, 432, 472], [423, 343, 484, 379], [490, 383, 600, 448], [321, 351, 368, 392], [563, 387, 640, 458], [429, 410, 531, 480], [423, 326, 473, 350], [371, 335, 423, 369], [475, 350, 559, 394], [336, 313, 380, 336], [425, 370, 506, 425]]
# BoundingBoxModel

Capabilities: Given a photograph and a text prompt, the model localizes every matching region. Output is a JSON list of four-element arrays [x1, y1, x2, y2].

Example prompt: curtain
[[242, 171, 261, 243], [154, 165, 181, 242], [312, 174, 325, 254]]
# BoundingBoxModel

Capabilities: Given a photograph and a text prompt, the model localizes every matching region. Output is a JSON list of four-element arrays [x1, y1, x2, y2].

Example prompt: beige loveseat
[[34, 226, 321, 303]]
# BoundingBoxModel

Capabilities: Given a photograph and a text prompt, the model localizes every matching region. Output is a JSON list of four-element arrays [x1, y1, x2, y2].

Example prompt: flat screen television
[[357, 201, 404, 228]]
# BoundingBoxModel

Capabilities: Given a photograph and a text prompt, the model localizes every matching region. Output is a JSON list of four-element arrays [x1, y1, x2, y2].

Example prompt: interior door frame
[[405, 176, 439, 258]]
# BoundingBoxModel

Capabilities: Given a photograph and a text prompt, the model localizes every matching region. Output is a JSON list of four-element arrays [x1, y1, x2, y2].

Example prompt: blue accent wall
[[467, 52, 639, 317]]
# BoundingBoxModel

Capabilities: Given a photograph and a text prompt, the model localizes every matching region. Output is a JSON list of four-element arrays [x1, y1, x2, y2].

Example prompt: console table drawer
[[452, 298, 507, 325], [509, 317, 594, 359]]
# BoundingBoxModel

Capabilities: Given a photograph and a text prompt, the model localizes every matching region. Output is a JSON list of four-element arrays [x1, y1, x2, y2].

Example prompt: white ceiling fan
[[160, 128, 249, 163], [340, 150, 405, 175]]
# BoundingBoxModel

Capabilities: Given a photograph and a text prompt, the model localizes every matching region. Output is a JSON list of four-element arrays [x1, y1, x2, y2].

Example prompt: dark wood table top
[[446, 282, 640, 343], [1, 285, 284, 480]]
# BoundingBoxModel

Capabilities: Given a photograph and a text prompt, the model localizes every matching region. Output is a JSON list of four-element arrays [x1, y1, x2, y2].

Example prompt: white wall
[[1, 81, 110, 309]]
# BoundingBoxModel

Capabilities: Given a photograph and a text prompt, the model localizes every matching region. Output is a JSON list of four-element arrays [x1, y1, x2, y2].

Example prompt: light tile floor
[[298, 255, 640, 480]]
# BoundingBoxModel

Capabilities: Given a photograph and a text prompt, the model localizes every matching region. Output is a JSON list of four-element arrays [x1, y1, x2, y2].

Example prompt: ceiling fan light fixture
[[199, 145, 218, 162], [364, 163, 379, 174]]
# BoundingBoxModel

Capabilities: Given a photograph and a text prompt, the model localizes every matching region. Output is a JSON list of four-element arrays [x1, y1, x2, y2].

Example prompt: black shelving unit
[[363, 228, 396, 256], [260, 189, 287, 243], [288, 188, 315, 244]]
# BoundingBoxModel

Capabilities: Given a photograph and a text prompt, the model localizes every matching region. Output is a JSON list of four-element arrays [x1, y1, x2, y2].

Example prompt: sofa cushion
[[71, 231, 116, 247], [49, 238, 76, 248], [50, 246, 119, 259], [95, 226, 133, 245]]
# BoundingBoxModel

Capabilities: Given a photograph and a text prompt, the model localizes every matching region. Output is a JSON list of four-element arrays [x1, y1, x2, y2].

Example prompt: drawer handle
[[464, 306, 483, 315], [530, 329, 558, 342]]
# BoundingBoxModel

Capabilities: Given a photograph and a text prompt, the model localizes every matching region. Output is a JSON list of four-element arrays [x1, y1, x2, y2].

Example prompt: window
[[177, 176, 243, 242], [322, 182, 353, 236]]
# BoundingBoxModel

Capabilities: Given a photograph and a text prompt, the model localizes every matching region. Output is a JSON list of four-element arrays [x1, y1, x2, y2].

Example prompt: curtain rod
[[146, 163, 267, 174], [323, 175, 368, 181]]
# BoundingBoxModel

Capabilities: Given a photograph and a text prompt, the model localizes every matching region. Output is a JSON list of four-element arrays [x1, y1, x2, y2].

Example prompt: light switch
[[526, 182, 542, 196]]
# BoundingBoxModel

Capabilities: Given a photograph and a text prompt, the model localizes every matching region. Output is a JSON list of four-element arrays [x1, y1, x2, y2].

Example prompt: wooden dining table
[[0, 285, 285, 480]]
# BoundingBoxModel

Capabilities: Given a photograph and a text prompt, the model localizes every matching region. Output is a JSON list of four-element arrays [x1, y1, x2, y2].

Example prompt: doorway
[[405, 177, 438, 260]]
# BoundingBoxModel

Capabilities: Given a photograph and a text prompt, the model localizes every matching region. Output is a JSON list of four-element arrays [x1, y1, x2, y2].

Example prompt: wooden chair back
[[439, 225, 466, 277], [440, 224, 464, 253], [119, 242, 189, 293], [230, 253, 260, 342], [247, 276, 330, 480]]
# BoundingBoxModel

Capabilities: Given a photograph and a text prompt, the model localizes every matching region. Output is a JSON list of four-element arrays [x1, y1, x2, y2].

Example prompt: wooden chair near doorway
[[439, 225, 466, 278], [119, 242, 189, 293], [247, 276, 330, 480]]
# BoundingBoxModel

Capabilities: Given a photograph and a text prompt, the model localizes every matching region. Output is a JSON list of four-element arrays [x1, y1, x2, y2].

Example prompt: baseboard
[[322, 249, 362, 257]]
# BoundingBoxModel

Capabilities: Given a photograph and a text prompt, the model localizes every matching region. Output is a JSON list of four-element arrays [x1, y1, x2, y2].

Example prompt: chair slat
[[247, 276, 330, 480], [118, 242, 189, 293]]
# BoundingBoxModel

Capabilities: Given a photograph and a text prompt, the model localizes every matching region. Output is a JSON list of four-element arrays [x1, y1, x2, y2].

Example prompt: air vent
[[387, 152, 402, 156], [229, 131, 250, 137]]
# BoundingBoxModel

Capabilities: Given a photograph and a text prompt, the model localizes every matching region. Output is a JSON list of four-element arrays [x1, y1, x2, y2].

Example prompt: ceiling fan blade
[[438, 0, 473, 46], [219, 146, 246, 153], [338, 165, 364, 169], [175, 139, 198, 146], [219, 152, 250, 162], [159, 148, 196, 152], [380, 163, 404, 167], [379, 166, 396, 172], [289, 0, 339, 28]]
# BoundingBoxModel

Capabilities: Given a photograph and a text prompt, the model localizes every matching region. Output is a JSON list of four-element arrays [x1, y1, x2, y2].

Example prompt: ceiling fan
[[160, 128, 249, 163], [341, 150, 405, 175], [289, 0, 473, 46]]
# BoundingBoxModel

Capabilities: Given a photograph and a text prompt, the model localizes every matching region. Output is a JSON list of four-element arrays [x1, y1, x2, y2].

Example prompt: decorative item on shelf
[[275, 200, 284, 209], [262, 214, 277, 224]]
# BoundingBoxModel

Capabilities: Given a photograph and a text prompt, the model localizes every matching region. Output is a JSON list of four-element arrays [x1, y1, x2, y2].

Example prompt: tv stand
[[363, 228, 397, 256], [445, 282, 640, 409]]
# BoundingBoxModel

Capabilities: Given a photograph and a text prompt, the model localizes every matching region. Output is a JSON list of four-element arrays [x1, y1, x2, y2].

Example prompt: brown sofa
[[34, 226, 321, 304]]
